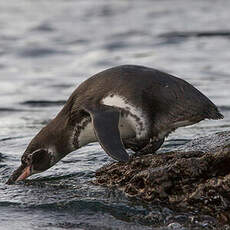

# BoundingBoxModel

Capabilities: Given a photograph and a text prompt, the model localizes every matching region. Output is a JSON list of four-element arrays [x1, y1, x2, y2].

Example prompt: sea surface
[[0, 0, 230, 229]]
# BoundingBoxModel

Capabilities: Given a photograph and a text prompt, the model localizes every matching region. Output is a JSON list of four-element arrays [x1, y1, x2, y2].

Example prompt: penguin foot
[[133, 138, 165, 157], [123, 138, 149, 152]]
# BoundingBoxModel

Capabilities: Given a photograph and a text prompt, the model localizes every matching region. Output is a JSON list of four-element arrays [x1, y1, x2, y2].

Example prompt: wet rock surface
[[94, 131, 230, 225]]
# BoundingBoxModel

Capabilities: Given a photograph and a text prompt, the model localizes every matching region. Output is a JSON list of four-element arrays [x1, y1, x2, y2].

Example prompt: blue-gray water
[[0, 1, 230, 229]]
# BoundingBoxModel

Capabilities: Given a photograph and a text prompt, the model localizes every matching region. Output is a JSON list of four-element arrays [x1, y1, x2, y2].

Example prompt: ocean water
[[0, 0, 230, 229]]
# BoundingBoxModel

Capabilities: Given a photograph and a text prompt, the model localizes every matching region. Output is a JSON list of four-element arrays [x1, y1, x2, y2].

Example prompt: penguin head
[[6, 146, 56, 184], [6, 118, 74, 185], [22, 148, 53, 177]]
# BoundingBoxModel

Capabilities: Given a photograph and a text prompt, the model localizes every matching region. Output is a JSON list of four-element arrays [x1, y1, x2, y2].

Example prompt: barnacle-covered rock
[[94, 131, 230, 224]]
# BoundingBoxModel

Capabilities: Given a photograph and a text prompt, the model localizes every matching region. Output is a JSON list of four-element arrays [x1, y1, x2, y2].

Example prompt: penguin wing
[[82, 104, 129, 162]]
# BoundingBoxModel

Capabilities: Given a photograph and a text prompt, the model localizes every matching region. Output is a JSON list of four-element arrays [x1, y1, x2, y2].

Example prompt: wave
[[219, 106, 230, 111], [21, 100, 66, 107], [17, 47, 69, 58], [159, 30, 230, 38], [0, 108, 27, 112], [0, 201, 21, 207]]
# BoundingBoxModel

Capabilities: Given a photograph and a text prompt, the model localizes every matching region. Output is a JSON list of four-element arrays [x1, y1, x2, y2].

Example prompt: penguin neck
[[41, 112, 75, 158]]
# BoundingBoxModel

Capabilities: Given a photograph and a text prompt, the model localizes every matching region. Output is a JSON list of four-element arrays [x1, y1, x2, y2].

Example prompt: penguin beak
[[6, 164, 32, 184], [16, 165, 31, 181]]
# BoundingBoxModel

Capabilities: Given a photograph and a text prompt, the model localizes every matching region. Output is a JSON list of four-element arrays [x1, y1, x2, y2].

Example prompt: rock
[[93, 131, 230, 224], [167, 222, 184, 230]]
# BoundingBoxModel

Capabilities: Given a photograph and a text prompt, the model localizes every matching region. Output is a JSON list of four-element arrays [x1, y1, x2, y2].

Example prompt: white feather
[[77, 119, 96, 147]]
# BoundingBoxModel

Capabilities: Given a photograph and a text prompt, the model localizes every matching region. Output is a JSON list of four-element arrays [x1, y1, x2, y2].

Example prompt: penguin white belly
[[102, 94, 150, 140], [78, 120, 96, 147], [77, 116, 136, 147], [118, 117, 136, 139]]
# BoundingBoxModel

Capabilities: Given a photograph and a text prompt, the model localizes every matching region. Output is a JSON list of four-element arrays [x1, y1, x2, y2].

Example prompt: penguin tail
[[206, 106, 224, 120]]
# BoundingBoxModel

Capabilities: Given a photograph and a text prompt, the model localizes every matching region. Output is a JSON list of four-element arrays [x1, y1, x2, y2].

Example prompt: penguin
[[7, 65, 223, 184]]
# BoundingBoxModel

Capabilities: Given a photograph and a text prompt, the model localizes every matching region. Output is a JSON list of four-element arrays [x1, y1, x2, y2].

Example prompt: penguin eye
[[21, 154, 32, 165], [21, 156, 27, 165]]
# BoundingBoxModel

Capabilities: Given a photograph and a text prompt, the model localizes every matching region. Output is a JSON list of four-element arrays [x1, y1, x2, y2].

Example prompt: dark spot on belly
[[120, 108, 146, 136], [121, 109, 130, 117], [129, 113, 143, 128]]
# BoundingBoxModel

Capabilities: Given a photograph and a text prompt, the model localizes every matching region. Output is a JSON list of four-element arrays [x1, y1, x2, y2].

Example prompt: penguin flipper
[[83, 105, 129, 162]]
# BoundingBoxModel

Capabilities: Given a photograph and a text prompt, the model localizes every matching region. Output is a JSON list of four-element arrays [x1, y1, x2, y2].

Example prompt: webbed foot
[[133, 138, 165, 157]]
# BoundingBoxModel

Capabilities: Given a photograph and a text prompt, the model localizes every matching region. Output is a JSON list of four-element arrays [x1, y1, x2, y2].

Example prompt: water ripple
[[17, 47, 69, 58], [159, 30, 230, 38], [31, 22, 55, 33], [219, 105, 230, 111], [0, 108, 28, 112], [21, 100, 66, 107]]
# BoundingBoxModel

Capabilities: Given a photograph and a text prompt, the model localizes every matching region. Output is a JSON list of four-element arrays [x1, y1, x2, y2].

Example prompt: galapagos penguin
[[7, 65, 223, 184]]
